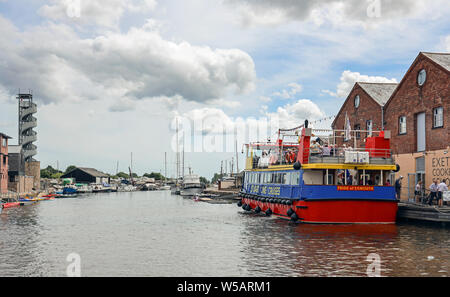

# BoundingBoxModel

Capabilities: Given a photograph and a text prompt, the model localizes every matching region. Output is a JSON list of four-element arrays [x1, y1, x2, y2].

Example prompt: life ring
[[287, 208, 294, 217]]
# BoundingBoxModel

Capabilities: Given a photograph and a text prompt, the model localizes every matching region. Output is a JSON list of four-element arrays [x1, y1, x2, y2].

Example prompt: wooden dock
[[397, 202, 450, 224]]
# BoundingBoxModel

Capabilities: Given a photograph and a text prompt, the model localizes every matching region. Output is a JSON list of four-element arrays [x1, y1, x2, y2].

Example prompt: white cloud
[[259, 96, 272, 103], [322, 70, 397, 98], [39, 0, 158, 29], [444, 35, 450, 52], [0, 16, 256, 109], [272, 82, 303, 99], [225, 0, 445, 28], [267, 99, 326, 129], [181, 99, 325, 135]]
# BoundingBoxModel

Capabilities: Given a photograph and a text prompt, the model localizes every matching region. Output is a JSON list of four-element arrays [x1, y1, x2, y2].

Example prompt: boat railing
[[249, 146, 394, 169], [307, 147, 394, 165]]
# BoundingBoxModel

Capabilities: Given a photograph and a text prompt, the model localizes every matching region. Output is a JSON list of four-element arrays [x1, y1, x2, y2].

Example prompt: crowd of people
[[411, 178, 449, 206], [253, 147, 299, 168]]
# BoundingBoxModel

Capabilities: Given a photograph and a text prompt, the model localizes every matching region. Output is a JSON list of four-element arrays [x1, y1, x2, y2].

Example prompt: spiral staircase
[[18, 93, 37, 162]]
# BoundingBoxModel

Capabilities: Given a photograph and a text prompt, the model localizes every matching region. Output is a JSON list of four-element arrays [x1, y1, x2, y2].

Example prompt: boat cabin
[[242, 124, 398, 200]]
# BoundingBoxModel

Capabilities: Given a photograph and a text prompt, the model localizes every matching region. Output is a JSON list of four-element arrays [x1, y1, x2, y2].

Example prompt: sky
[[0, 0, 449, 180]]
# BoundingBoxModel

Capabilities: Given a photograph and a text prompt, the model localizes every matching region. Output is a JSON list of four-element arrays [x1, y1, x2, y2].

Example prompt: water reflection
[[0, 192, 449, 276]]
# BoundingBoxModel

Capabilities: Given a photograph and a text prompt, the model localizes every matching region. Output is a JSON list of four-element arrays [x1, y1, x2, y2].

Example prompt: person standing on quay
[[394, 176, 403, 201], [415, 180, 423, 203], [437, 179, 448, 207], [429, 179, 439, 206]]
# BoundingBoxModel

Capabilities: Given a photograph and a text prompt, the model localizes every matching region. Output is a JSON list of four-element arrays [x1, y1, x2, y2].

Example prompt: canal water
[[0, 191, 449, 277]]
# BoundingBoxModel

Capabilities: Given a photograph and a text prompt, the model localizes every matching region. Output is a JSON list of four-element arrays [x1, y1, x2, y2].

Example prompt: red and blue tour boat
[[238, 120, 400, 224]]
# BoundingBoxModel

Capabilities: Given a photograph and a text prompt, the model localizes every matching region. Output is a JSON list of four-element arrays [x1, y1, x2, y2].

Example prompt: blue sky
[[0, 0, 449, 179]]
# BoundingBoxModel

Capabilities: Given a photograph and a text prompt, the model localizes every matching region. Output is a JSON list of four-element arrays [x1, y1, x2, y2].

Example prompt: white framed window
[[399, 116, 407, 135], [433, 107, 443, 128], [290, 172, 300, 185], [354, 95, 360, 108], [418, 69, 427, 86], [366, 120, 373, 137]]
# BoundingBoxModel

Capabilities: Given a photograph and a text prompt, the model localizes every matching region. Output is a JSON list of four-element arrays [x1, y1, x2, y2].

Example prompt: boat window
[[284, 172, 291, 185], [290, 172, 300, 185], [303, 170, 324, 185], [327, 174, 334, 185]]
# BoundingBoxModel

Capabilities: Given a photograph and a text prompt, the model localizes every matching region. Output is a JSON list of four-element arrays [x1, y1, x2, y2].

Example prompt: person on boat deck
[[394, 176, 403, 200], [337, 172, 344, 185], [429, 179, 439, 206], [322, 144, 331, 156], [290, 149, 297, 163], [437, 179, 448, 207], [385, 179, 391, 186], [310, 140, 321, 156], [285, 149, 294, 164]]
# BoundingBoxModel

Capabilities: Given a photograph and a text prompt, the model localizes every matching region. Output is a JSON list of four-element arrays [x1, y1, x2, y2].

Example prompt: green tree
[[116, 172, 129, 179], [143, 172, 165, 180], [211, 173, 224, 184], [64, 165, 77, 174], [41, 165, 62, 179], [200, 176, 209, 185]]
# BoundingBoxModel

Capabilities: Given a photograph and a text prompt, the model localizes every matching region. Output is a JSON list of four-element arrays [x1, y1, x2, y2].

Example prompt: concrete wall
[[394, 149, 450, 200], [8, 175, 35, 194], [25, 161, 40, 190]]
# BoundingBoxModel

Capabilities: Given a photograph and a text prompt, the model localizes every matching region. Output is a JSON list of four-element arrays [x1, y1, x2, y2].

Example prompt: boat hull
[[242, 197, 398, 224], [180, 187, 203, 197], [1, 202, 21, 209]]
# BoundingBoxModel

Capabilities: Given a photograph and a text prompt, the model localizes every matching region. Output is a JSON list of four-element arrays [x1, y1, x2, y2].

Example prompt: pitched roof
[[357, 82, 399, 106], [384, 52, 450, 109], [0, 132, 12, 139], [331, 82, 398, 128], [422, 52, 450, 72], [70, 167, 109, 177]]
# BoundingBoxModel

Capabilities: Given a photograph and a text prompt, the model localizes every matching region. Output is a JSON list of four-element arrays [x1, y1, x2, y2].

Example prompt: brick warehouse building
[[333, 52, 450, 200], [332, 82, 398, 149], [384, 52, 450, 199], [0, 133, 12, 194]]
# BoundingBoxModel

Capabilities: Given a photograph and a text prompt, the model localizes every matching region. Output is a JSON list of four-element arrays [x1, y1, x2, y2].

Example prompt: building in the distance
[[332, 52, 450, 200], [0, 133, 12, 194], [7, 145, 35, 193], [61, 167, 110, 184]]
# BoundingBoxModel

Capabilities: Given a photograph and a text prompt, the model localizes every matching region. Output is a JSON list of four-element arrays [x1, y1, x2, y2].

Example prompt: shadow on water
[[237, 211, 449, 276]]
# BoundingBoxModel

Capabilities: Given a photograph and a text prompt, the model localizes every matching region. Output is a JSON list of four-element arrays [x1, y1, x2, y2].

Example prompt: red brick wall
[[0, 135, 8, 193], [332, 83, 383, 148], [384, 55, 450, 154]]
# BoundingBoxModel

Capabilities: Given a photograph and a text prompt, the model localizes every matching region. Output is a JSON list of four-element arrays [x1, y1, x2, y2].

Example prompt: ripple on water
[[1, 192, 449, 276]]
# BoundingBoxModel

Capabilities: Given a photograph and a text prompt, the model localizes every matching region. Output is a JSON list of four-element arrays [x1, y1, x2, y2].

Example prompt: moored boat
[[238, 121, 399, 224], [1, 202, 21, 209], [180, 174, 203, 197]]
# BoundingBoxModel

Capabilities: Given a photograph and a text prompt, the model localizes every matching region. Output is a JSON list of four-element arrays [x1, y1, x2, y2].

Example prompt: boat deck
[[397, 202, 450, 225]]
